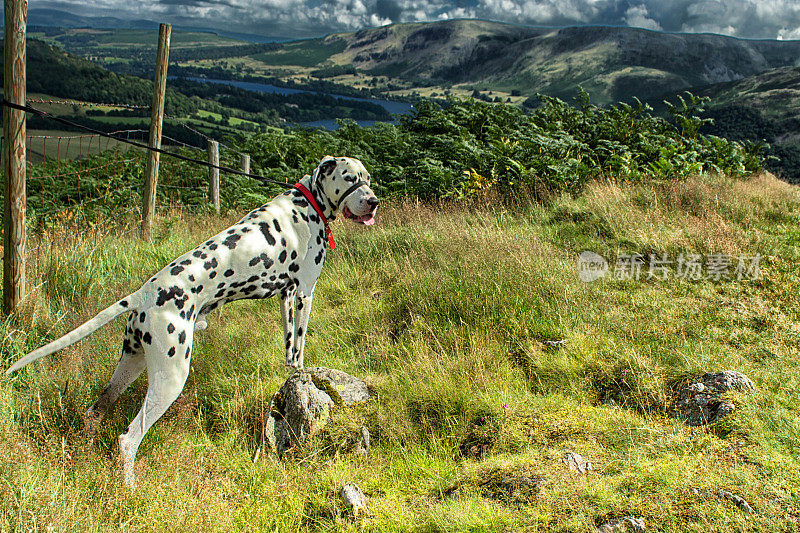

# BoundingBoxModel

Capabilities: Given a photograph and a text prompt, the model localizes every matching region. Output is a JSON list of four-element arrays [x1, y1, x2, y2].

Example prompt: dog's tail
[[6, 291, 142, 376]]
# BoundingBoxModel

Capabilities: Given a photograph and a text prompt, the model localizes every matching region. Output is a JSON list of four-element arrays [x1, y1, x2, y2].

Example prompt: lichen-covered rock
[[562, 451, 593, 473], [263, 367, 369, 456], [340, 483, 368, 517], [690, 488, 753, 513], [674, 370, 754, 426], [597, 516, 645, 532], [354, 426, 371, 456]]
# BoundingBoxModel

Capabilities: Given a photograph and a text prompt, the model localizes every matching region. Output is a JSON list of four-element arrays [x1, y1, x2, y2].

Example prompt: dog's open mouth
[[343, 205, 375, 226]]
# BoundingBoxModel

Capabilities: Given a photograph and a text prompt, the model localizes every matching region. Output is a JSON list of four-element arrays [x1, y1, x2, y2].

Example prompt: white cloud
[[624, 5, 662, 31], [35, 0, 800, 40]]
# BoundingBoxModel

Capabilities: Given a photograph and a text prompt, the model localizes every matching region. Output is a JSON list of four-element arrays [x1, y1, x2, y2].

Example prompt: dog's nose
[[366, 197, 379, 207]]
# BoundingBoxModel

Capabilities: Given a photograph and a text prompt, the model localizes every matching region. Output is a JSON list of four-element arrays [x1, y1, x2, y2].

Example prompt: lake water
[[182, 77, 413, 129]]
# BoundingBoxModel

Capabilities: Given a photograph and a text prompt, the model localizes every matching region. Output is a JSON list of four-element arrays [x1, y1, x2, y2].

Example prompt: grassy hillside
[[1, 171, 799, 531]]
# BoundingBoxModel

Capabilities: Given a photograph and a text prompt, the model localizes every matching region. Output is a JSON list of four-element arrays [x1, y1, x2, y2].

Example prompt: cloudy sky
[[43, 0, 800, 40]]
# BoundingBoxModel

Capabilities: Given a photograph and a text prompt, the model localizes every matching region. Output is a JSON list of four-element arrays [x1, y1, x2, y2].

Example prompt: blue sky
[[40, 0, 800, 40]]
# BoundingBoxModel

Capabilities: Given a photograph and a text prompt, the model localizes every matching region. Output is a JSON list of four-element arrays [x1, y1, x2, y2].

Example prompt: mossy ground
[[1, 173, 799, 531]]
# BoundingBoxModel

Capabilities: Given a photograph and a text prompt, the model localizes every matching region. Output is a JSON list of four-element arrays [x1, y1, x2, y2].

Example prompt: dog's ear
[[318, 156, 337, 177]]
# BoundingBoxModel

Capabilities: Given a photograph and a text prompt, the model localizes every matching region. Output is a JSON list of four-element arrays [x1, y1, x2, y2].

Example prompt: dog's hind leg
[[119, 321, 194, 488], [85, 312, 146, 433], [118, 337, 192, 489]]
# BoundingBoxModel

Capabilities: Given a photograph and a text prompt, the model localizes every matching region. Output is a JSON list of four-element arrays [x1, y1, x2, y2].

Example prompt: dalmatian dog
[[5, 156, 378, 488]]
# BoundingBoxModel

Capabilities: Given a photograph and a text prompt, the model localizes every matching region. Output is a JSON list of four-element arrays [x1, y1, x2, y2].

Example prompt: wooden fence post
[[3, 0, 27, 314], [141, 23, 171, 240], [208, 140, 220, 214], [240, 154, 250, 176]]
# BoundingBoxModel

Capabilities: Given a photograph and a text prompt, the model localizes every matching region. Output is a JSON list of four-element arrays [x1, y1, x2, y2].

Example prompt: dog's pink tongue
[[360, 214, 375, 226]]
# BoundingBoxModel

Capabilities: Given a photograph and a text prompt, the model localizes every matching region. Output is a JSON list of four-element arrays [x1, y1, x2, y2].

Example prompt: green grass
[[250, 38, 348, 67], [1, 173, 799, 531]]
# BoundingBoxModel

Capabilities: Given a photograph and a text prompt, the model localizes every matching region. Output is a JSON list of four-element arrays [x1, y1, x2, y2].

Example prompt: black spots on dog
[[310, 214, 320, 224], [292, 212, 300, 224], [205, 240, 214, 246], [297, 327, 304, 338], [315, 249, 324, 265], [297, 299, 304, 311], [227, 229, 236, 235], [259, 222, 277, 246], [249, 256, 260, 267], [293, 198, 309, 208], [178, 331, 186, 344], [215, 289, 226, 298], [122, 338, 132, 354], [288, 262, 300, 273], [224, 269, 235, 277], [223, 233, 241, 249], [180, 310, 186, 319], [334, 188, 340, 195], [139, 312, 146, 322], [247, 275, 259, 283], [316, 235, 322, 245], [168, 347, 176, 358], [281, 237, 287, 247], [279, 250, 287, 263], [120, 300, 128, 308], [180, 259, 191, 266], [290, 251, 298, 260], [156, 286, 185, 307], [273, 219, 282, 233], [242, 227, 252, 233], [269, 274, 277, 281], [188, 305, 195, 320], [217, 282, 226, 289], [190, 285, 204, 294], [209, 243, 218, 251], [204, 257, 218, 270], [210, 271, 218, 279], [192, 250, 203, 258], [167, 323, 175, 334], [170, 265, 184, 276], [143, 332, 152, 345], [300, 212, 309, 222], [188, 275, 195, 282], [185, 347, 191, 359]]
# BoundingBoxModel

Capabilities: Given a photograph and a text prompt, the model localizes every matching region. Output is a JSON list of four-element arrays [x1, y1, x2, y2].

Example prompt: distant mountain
[[22, 8, 277, 43], [322, 19, 800, 104], [26, 9, 160, 31]]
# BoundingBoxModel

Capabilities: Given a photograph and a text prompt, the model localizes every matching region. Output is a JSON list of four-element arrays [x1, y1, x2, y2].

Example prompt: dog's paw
[[194, 318, 208, 331], [285, 362, 303, 373]]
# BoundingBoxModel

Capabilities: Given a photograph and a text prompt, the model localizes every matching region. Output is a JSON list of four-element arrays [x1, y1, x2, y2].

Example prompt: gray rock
[[703, 371, 754, 392], [354, 426, 371, 457], [340, 483, 367, 517], [674, 370, 754, 426], [689, 488, 753, 514], [562, 451, 593, 473], [263, 367, 369, 456], [597, 516, 645, 532], [718, 490, 754, 514]]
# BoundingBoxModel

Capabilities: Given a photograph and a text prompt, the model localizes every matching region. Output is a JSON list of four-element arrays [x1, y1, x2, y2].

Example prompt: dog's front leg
[[280, 287, 298, 369], [291, 291, 314, 369]]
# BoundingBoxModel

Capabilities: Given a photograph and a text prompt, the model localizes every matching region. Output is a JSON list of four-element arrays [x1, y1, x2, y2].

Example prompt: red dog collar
[[294, 182, 335, 250]]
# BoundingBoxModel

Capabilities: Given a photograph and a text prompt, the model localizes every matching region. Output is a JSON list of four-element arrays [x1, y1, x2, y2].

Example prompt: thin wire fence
[[18, 112, 232, 293]]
